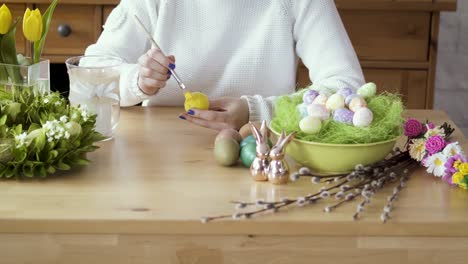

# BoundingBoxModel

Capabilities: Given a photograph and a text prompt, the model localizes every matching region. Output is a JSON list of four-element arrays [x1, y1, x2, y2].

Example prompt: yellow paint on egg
[[184, 91, 210, 111]]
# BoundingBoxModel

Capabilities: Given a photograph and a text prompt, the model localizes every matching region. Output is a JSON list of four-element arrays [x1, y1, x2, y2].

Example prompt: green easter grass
[[270, 92, 404, 144]]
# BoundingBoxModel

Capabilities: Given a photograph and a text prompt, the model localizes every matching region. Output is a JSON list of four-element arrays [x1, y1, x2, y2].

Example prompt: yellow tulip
[[0, 4, 12, 34], [23, 8, 43, 41]]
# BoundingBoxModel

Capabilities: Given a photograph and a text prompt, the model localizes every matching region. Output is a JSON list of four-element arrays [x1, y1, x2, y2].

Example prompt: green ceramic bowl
[[271, 128, 399, 175]]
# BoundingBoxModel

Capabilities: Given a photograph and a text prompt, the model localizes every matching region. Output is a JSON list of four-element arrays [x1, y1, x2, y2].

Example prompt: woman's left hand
[[179, 97, 249, 131]]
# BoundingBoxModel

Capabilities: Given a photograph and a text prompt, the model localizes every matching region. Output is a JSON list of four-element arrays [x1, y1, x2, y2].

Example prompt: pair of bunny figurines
[[249, 121, 296, 185]]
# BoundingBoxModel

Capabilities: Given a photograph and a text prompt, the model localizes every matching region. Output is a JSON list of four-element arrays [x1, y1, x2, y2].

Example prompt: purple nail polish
[[179, 115, 186, 120], [169, 63, 176, 70], [187, 109, 195, 115]]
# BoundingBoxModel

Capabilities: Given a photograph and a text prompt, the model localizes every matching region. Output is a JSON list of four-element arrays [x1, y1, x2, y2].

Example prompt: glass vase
[[0, 59, 50, 95]]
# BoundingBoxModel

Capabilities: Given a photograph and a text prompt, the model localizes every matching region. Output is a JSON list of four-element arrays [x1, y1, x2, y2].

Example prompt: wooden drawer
[[296, 66, 427, 109], [8, 4, 26, 55], [340, 11, 431, 61], [363, 69, 427, 109], [39, 5, 101, 60]]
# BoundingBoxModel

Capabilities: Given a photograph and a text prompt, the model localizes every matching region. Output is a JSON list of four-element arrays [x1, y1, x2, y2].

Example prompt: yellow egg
[[349, 97, 367, 112], [216, 128, 242, 143], [325, 93, 345, 111], [239, 123, 259, 138], [184, 92, 210, 111]]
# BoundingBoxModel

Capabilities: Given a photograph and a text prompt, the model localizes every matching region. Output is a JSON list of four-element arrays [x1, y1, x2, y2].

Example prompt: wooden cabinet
[[7, 4, 27, 55], [2, 0, 457, 109]]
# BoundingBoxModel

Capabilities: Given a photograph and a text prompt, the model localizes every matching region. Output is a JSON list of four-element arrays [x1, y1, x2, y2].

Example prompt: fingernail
[[169, 63, 176, 70], [179, 115, 186, 120], [167, 69, 171, 74], [187, 109, 195, 115]]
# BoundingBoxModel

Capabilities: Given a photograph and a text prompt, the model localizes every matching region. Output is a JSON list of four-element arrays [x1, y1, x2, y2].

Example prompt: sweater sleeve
[[293, 0, 365, 94], [242, 0, 365, 123], [84, 0, 158, 107]]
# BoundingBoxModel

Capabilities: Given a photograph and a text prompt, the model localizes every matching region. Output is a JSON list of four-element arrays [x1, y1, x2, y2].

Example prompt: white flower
[[65, 123, 72, 129], [54, 101, 61, 106], [71, 113, 78, 120], [14, 132, 28, 148], [442, 142, 464, 157], [424, 125, 445, 138], [409, 138, 426, 161], [60, 116, 68, 123], [64, 132, 70, 139], [43, 98, 49, 104], [424, 152, 448, 177]]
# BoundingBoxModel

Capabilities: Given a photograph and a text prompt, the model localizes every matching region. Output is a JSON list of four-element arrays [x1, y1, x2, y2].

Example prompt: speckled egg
[[345, 94, 360, 106], [299, 116, 322, 134], [307, 104, 330, 121], [353, 107, 374, 127], [357, 82, 377, 98], [302, 89, 319, 105], [297, 103, 309, 119], [349, 96, 367, 112], [337, 87, 355, 98], [326, 93, 345, 111], [312, 94, 328, 105], [333, 108, 354, 124]]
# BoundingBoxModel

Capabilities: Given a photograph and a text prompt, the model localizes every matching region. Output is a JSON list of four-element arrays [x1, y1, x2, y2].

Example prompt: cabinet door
[[38, 5, 102, 62], [6, 4, 26, 55]]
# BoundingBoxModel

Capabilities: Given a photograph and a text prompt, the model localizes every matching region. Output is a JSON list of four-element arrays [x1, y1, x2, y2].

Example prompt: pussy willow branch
[[202, 150, 418, 223]]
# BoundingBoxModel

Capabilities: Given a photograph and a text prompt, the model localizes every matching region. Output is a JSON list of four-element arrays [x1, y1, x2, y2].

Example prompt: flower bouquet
[[0, 0, 58, 93]]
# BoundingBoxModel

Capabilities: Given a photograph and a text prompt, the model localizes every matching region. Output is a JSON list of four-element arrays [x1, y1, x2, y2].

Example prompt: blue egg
[[333, 108, 354, 124], [296, 103, 309, 119]]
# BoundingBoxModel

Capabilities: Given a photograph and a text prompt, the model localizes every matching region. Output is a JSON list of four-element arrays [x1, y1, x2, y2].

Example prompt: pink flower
[[443, 154, 467, 184], [428, 122, 435, 129], [404, 119, 423, 138], [425, 135, 446, 155]]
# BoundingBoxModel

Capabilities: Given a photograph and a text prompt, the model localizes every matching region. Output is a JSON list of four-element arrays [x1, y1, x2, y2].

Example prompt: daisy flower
[[409, 138, 426, 161], [424, 124, 445, 138], [424, 152, 448, 177], [443, 142, 464, 157]]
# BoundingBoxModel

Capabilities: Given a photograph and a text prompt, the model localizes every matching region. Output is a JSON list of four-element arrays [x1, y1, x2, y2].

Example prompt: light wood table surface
[[1, 107, 467, 264]]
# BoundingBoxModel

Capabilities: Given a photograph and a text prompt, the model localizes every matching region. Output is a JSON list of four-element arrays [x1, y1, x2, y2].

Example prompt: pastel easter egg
[[312, 94, 328, 105], [349, 97, 367, 112], [214, 138, 240, 166], [216, 128, 242, 143], [326, 93, 345, 111], [337, 87, 355, 98], [345, 94, 360, 106], [299, 116, 322, 134], [296, 103, 309, 119], [240, 143, 257, 168], [302, 89, 319, 105], [307, 104, 330, 121], [357, 82, 377, 98], [333, 108, 354, 124], [353, 107, 374, 127]]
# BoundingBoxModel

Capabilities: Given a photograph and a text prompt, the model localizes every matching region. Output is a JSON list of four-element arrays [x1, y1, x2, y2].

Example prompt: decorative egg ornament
[[307, 104, 330, 120], [325, 93, 345, 111], [333, 108, 354, 124], [357, 82, 377, 99], [302, 89, 319, 105], [184, 91, 210, 111], [312, 94, 328, 105], [345, 94, 359, 106], [297, 103, 309, 119], [349, 96, 367, 112], [337, 87, 355, 98], [299, 116, 322, 134], [353, 107, 374, 127]]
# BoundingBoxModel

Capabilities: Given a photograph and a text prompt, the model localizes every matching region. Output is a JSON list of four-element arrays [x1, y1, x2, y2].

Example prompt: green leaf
[[46, 165, 55, 174], [12, 147, 27, 162], [55, 161, 71, 171], [33, 0, 59, 64], [75, 158, 90, 166], [22, 161, 34, 177], [0, 18, 22, 83], [4, 102, 21, 122], [0, 115, 6, 125]]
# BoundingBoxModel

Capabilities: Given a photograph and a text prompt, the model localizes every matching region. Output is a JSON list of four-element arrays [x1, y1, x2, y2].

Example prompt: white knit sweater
[[85, 0, 365, 122]]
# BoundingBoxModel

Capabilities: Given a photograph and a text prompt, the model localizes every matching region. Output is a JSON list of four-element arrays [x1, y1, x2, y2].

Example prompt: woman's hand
[[137, 48, 175, 95], [179, 97, 250, 131]]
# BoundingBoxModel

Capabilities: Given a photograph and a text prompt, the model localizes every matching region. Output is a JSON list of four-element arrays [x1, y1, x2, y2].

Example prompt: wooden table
[[1, 108, 467, 264]]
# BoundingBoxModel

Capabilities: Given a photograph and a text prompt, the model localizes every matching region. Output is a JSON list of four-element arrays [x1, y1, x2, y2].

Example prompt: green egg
[[357, 82, 377, 98], [240, 135, 273, 148], [214, 138, 240, 166], [240, 143, 257, 168]]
